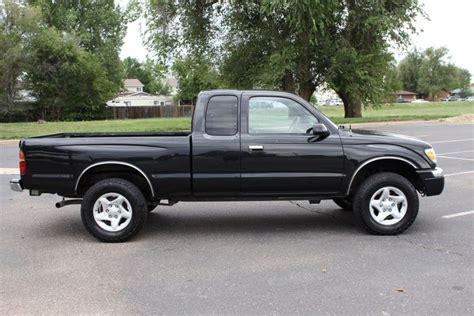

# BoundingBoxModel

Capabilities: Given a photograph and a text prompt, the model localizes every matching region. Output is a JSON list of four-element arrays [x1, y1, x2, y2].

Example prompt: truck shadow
[[35, 207, 359, 242], [138, 210, 357, 240]]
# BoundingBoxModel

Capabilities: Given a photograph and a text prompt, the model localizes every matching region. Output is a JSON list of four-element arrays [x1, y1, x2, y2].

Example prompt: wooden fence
[[108, 105, 194, 119]]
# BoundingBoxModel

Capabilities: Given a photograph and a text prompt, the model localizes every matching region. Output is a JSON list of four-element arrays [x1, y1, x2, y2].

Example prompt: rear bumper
[[417, 167, 444, 196], [9, 178, 23, 192]]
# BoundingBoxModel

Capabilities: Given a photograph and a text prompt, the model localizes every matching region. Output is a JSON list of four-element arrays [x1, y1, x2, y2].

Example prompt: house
[[165, 76, 178, 97], [123, 79, 145, 93], [107, 79, 174, 107], [395, 90, 417, 102]]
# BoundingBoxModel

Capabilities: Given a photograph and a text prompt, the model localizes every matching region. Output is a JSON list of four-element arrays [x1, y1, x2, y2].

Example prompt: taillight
[[19, 150, 26, 175]]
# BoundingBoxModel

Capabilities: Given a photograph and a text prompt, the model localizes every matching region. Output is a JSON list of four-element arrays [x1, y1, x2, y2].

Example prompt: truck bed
[[28, 131, 191, 139], [20, 133, 192, 198]]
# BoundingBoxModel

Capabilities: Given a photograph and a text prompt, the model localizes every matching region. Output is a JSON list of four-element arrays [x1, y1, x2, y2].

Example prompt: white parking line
[[438, 150, 474, 155], [438, 155, 474, 162], [430, 138, 474, 144], [444, 170, 474, 177], [0, 168, 19, 175], [442, 210, 474, 219]]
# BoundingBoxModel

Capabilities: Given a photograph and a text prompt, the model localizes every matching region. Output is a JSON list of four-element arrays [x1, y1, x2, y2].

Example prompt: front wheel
[[81, 178, 148, 242], [353, 172, 419, 235]]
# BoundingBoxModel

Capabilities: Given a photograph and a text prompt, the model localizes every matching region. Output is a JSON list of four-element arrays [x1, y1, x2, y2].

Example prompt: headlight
[[424, 148, 437, 163]]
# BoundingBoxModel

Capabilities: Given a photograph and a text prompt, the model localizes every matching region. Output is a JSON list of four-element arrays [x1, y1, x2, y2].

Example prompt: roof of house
[[113, 91, 173, 100], [124, 78, 144, 87], [166, 76, 178, 88], [396, 90, 417, 95]]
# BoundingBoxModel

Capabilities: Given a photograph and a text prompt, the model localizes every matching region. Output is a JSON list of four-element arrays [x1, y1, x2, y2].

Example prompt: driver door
[[240, 94, 344, 196]]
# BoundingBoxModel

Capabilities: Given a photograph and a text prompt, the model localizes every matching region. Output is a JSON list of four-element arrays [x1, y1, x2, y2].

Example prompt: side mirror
[[311, 123, 330, 137]]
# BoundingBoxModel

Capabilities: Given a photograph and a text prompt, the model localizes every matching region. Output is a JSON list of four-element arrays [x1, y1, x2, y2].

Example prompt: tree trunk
[[281, 71, 295, 94], [343, 101, 362, 118], [339, 91, 362, 118], [299, 85, 312, 101], [298, 81, 315, 102]]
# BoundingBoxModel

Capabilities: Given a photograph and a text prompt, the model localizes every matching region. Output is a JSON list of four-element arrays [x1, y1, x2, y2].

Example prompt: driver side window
[[248, 97, 318, 134]]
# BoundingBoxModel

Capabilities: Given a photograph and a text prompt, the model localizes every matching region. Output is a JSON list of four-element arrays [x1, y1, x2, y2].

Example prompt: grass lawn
[[321, 101, 473, 124], [0, 101, 472, 139]]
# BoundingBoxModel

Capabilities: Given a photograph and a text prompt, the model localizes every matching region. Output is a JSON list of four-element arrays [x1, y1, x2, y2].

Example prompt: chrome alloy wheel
[[369, 186, 408, 226], [93, 193, 133, 232]]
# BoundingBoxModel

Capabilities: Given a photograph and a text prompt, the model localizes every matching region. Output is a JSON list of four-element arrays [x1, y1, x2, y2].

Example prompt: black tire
[[333, 198, 353, 211], [81, 178, 148, 242], [353, 172, 419, 235]]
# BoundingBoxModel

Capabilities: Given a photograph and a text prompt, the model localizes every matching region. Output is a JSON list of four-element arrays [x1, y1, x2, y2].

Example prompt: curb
[[0, 139, 20, 145], [346, 118, 473, 128]]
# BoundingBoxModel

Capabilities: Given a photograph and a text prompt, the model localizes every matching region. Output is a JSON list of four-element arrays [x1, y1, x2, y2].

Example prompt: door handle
[[249, 145, 264, 152]]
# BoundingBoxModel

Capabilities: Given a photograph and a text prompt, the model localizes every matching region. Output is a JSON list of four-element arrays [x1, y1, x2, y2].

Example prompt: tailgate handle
[[249, 145, 264, 152]]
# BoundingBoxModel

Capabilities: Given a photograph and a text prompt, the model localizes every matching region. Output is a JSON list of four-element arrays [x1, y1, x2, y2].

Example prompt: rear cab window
[[205, 96, 238, 136]]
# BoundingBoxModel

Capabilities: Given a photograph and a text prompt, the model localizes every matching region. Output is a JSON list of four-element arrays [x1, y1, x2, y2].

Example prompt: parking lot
[[1, 121, 473, 314]]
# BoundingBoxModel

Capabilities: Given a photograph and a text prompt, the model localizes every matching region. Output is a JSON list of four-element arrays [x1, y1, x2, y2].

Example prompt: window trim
[[205, 95, 239, 136], [247, 96, 320, 136]]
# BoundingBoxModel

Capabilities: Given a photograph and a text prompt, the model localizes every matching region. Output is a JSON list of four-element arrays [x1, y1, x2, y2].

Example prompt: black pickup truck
[[10, 90, 444, 242]]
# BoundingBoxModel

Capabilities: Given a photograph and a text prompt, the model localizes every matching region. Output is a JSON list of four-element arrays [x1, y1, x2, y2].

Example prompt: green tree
[[27, 29, 116, 120], [417, 47, 448, 98], [144, 0, 217, 64], [417, 47, 471, 99], [326, 0, 422, 117], [383, 62, 403, 102], [122, 57, 171, 95], [172, 56, 221, 104], [29, 0, 131, 89], [123, 57, 154, 91], [445, 65, 471, 92], [145, 0, 423, 117], [0, 1, 42, 111], [398, 47, 471, 98], [220, 1, 337, 100], [398, 49, 423, 93]]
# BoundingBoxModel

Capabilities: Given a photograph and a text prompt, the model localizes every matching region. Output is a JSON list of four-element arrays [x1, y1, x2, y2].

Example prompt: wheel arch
[[75, 161, 155, 198], [346, 157, 423, 196]]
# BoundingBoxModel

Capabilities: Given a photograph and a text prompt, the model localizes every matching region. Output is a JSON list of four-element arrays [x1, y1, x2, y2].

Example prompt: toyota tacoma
[[10, 90, 444, 242]]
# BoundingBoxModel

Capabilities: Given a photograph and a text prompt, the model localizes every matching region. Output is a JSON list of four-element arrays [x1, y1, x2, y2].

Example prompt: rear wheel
[[81, 178, 147, 242], [353, 172, 419, 235], [333, 198, 353, 211]]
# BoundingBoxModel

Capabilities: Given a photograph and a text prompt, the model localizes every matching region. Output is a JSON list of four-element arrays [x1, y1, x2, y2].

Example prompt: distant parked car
[[411, 99, 429, 103], [323, 98, 343, 106], [464, 96, 474, 102], [446, 96, 461, 102], [395, 97, 409, 103]]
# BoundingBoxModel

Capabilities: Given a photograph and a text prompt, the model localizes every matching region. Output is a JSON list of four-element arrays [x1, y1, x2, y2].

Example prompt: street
[[1, 121, 473, 314]]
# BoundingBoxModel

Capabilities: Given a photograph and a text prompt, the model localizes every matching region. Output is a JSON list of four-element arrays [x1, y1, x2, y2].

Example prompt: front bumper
[[417, 167, 444, 196], [10, 178, 23, 192]]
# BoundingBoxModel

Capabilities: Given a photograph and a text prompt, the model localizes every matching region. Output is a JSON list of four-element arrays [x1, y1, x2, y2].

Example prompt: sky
[[120, 0, 474, 77]]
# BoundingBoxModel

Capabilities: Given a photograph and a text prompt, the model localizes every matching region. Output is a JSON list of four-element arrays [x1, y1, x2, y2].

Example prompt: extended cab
[[10, 90, 444, 241]]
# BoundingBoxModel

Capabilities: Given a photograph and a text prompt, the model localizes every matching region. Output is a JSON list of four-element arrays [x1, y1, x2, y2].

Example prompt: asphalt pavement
[[0, 121, 473, 314]]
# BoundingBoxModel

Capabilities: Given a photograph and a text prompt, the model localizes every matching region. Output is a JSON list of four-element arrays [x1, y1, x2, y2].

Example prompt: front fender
[[342, 144, 433, 194]]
